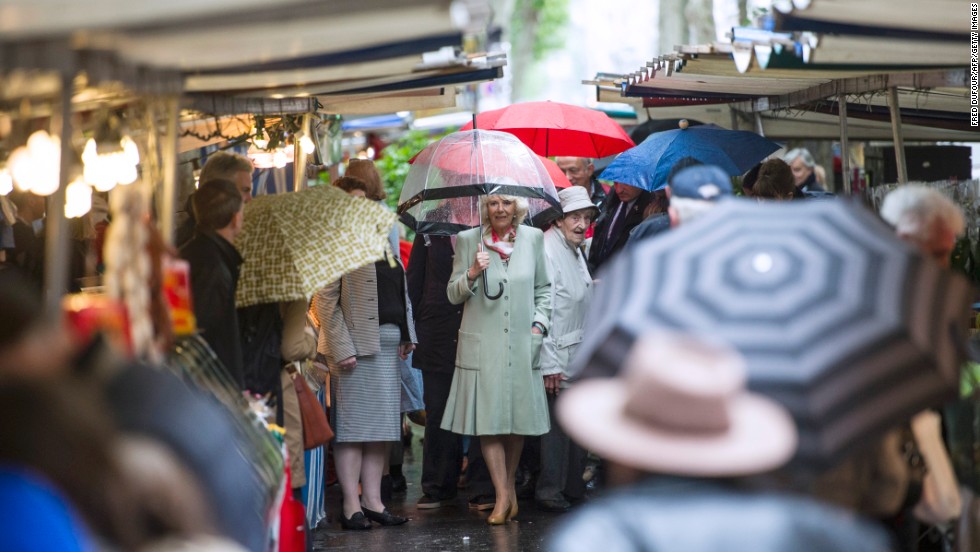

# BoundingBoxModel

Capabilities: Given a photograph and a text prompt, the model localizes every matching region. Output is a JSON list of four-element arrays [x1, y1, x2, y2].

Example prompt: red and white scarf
[[484, 227, 516, 262]]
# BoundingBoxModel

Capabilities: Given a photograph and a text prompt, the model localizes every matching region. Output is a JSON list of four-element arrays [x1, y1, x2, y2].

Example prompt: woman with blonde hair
[[443, 193, 551, 524]]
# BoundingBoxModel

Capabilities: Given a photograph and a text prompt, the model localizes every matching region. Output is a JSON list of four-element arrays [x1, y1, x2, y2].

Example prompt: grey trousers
[[535, 392, 587, 502]]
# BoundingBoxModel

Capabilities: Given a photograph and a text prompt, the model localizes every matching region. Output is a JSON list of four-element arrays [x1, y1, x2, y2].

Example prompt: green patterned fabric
[[235, 185, 396, 308]]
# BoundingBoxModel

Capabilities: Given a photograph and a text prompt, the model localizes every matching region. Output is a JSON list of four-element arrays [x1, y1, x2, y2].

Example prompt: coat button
[[504, 312, 509, 316], [504, 329, 508, 333], [504, 296, 509, 300]]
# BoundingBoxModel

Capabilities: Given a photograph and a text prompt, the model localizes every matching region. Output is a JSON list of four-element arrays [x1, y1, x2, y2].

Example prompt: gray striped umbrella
[[573, 198, 974, 468]]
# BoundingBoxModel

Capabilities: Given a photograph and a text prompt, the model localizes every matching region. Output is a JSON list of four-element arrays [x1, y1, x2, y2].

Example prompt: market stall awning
[[588, 0, 972, 140]]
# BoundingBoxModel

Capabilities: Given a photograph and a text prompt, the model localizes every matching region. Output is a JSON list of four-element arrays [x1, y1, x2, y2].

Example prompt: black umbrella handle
[[483, 270, 504, 300], [478, 231, 504, 300]]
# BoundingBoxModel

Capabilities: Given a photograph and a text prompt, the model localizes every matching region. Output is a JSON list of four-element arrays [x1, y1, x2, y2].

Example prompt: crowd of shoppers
[[2, 137, 976, 552]]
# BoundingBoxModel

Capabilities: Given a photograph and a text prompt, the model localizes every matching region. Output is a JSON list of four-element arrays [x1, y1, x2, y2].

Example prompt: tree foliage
[[375, 129, 453, 211], [510, 0, 569, 62]]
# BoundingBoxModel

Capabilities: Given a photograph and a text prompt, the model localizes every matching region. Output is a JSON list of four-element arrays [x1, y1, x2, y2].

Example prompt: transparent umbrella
[[398, 129, 561, 297]]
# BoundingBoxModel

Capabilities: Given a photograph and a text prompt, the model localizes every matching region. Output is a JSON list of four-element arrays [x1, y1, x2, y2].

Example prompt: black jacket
[[179, 229, 245, 389], [588, 191, 652, 272], [406, 234, 463, 373]]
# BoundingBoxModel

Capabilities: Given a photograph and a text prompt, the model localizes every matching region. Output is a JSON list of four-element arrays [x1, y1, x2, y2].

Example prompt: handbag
[[285, 361, 333, 449]]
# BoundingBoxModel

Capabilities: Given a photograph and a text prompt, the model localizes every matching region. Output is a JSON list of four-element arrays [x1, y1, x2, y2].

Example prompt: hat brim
[[559, 202, 600, 217], [557, 380, 797, 477]]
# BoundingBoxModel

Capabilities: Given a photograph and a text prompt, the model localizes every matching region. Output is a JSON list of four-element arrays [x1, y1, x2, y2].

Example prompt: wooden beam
[[888, 86, 908, 184], [183, 95, 318, 116], [735, 69, 968, 113], [839, 93, 851, 195]]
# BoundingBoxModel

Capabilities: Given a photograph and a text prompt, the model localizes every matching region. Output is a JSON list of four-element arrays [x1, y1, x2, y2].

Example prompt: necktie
[[602, 201, 627, 259]]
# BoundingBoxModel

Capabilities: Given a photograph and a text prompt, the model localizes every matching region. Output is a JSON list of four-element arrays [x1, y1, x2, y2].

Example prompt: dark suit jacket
[[406, 234, 463, 374], [179, 229, 245, 389], [588, 191, 652, 272]]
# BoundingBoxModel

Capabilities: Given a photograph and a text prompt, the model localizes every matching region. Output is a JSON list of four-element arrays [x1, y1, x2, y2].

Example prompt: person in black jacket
[[587, 182, 652, 272], [179, 179, 245, 389]]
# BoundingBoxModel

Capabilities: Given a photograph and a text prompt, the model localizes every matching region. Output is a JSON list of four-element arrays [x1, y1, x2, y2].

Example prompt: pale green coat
[[441, 225, 552, 436]]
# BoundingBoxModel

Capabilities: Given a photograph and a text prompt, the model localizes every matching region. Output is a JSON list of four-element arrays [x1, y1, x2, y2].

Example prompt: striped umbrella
[[573, 198, 974, 469]]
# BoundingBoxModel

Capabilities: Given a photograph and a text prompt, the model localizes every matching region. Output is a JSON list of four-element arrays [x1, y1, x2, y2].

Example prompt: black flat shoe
[[362, 507, 408, 526], [339, 511, 372, 530]]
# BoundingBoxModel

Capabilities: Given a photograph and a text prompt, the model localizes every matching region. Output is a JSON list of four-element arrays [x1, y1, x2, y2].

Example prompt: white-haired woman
[[443, 194, 551, 525]]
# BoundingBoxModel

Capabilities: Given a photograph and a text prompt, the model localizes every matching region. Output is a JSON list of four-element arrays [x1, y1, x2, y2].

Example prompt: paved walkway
[[313, 427, 570, 551]]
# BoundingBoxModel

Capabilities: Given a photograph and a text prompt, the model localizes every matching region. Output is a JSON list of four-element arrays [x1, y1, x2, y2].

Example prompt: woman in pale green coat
[[444, 194, 552, 525]]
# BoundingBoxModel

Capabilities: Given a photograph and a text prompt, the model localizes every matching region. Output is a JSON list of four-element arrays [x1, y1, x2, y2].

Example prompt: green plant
[[375, 129, 453, 211]]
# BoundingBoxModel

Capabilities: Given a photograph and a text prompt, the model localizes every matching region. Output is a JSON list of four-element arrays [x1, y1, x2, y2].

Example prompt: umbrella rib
[[399, 183, 561, 208]]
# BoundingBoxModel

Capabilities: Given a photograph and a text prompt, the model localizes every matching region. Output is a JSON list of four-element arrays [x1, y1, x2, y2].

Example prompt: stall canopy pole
[[887, 86, 908, 184], [160, 96, 180, 244], [293, 113, 309, 192], [44, 72, 74, 316], [838, 93, 851, 195], [753, 112, 765, 137]]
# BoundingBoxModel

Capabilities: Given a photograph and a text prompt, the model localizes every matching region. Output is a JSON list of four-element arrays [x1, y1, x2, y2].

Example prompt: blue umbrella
[[601, 126, 782, 191]]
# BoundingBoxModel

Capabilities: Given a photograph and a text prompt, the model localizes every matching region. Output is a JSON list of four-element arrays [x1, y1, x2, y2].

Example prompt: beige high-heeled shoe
[[487, 503, 511, 525], [507, 498, 518, 520]]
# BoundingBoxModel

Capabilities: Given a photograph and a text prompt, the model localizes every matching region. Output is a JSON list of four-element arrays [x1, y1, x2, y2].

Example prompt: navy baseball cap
[[669, 165, 732, 201]]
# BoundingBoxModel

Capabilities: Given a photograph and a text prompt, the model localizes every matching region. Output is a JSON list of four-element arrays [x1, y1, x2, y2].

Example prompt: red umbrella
[[460, 101, 635, 158], [539, 156, 572, 189]]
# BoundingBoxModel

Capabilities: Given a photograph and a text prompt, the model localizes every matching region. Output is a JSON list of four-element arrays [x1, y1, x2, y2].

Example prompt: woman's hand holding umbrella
[[467, 251, 491, 282]]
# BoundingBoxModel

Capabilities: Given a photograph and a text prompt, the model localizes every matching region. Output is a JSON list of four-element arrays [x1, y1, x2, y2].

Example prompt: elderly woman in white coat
[[535, 186, 598, 512], [444, 194, 551, 525]]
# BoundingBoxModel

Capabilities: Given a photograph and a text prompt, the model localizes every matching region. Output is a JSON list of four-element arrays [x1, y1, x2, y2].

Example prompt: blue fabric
[[601, 126, 781, 192], [400, 353, 425, 413], [301, 387, 327, 528], [0, 469, 94, 552], [669, 165, 733, 200]]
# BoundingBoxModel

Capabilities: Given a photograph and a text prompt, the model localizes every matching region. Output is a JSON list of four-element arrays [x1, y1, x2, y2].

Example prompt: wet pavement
[[313, 427, 569, 551]]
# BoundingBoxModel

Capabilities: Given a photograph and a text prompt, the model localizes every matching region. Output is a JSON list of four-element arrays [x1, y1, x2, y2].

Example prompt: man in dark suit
[[587, 182, 651, 272]]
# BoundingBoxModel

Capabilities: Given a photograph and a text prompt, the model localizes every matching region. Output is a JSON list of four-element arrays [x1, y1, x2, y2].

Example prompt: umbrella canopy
[[601, 125, 781, 192], [572, 198, 974, 469], [398, 129, 561, 236], [540, 155, 572, 189], [459, 101, 635, 158], [628, 117, 704, 145], [235, 185, 396, 307]]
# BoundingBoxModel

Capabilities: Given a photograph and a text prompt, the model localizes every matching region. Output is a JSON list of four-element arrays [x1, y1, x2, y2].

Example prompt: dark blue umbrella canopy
[[572, 198, 974, 468], [601, 126, 781, 192]]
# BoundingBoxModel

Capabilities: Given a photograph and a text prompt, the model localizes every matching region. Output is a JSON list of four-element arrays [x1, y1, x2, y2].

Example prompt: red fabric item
[[460, 101, 635, 158], [399, 239, 413, 269], [278, 454, 305, 552], [539, 156, 572, 189]]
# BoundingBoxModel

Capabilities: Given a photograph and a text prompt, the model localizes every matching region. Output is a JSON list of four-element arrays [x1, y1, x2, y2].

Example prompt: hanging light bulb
[[272, 148, 289, 169], [296, 130, 316, 155], [83, 138, 116, 192], [8, 148, 33, 192], [10, 130, 61, 196], [0, 167, 12, 195], [121, 135, 140, 165], [82, 127, 139, 190], [64, 177, 92, 218], [115, 156, 138, 185], [252, 126, 270, 149]]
